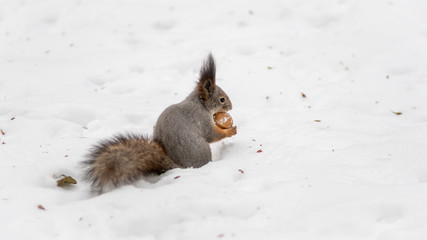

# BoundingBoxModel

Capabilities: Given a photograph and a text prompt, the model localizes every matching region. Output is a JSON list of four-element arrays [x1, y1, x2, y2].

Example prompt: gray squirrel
[[82, 54, 237, 193]]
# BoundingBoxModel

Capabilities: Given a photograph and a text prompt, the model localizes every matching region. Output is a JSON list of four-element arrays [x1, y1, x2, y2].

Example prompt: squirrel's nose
[[228, 102, 233, 111]]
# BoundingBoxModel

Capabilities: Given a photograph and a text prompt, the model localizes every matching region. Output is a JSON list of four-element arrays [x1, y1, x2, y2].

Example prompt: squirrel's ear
[[198, 53, 216, 101]]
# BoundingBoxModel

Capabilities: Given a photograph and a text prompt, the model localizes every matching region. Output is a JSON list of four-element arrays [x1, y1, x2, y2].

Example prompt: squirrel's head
[[197, 54, 232, 114]]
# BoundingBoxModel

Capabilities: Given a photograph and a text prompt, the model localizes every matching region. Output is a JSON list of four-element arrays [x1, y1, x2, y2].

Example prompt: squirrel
[[82, 54, 237, 193]]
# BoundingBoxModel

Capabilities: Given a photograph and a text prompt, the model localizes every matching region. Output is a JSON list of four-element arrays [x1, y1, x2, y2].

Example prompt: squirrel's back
[[153, 91, 215, 168]]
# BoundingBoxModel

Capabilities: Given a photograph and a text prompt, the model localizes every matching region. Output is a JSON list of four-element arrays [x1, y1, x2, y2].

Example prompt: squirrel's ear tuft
[[198, 53, 216, 101], [199, 53, 216, 83]]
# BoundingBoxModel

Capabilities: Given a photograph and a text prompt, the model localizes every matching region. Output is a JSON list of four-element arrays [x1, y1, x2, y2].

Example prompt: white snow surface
[[1, 0, 427, 239]]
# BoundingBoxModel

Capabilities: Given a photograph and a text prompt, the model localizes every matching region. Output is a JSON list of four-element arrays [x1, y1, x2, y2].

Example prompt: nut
[[214, 112, 233, 129]]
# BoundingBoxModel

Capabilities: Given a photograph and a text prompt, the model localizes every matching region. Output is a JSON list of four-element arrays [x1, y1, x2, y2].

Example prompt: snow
[[1, 0, 427, 239]]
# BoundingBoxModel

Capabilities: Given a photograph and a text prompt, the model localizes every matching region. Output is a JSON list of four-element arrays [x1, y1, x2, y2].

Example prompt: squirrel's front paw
[[213, 125, 237, 142], [222, 126, 236, 137], [229, 126, 237, 136]]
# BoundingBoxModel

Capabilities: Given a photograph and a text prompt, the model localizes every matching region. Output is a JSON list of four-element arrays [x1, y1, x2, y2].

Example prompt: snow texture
[[1, 0, 427, 239]]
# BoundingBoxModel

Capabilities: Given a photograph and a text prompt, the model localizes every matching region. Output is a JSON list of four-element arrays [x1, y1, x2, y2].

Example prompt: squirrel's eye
[[220, 97, 225, 103]]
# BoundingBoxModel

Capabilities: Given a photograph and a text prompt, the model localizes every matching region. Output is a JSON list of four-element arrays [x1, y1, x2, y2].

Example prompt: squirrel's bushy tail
[[82, 134, 176, 193]]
